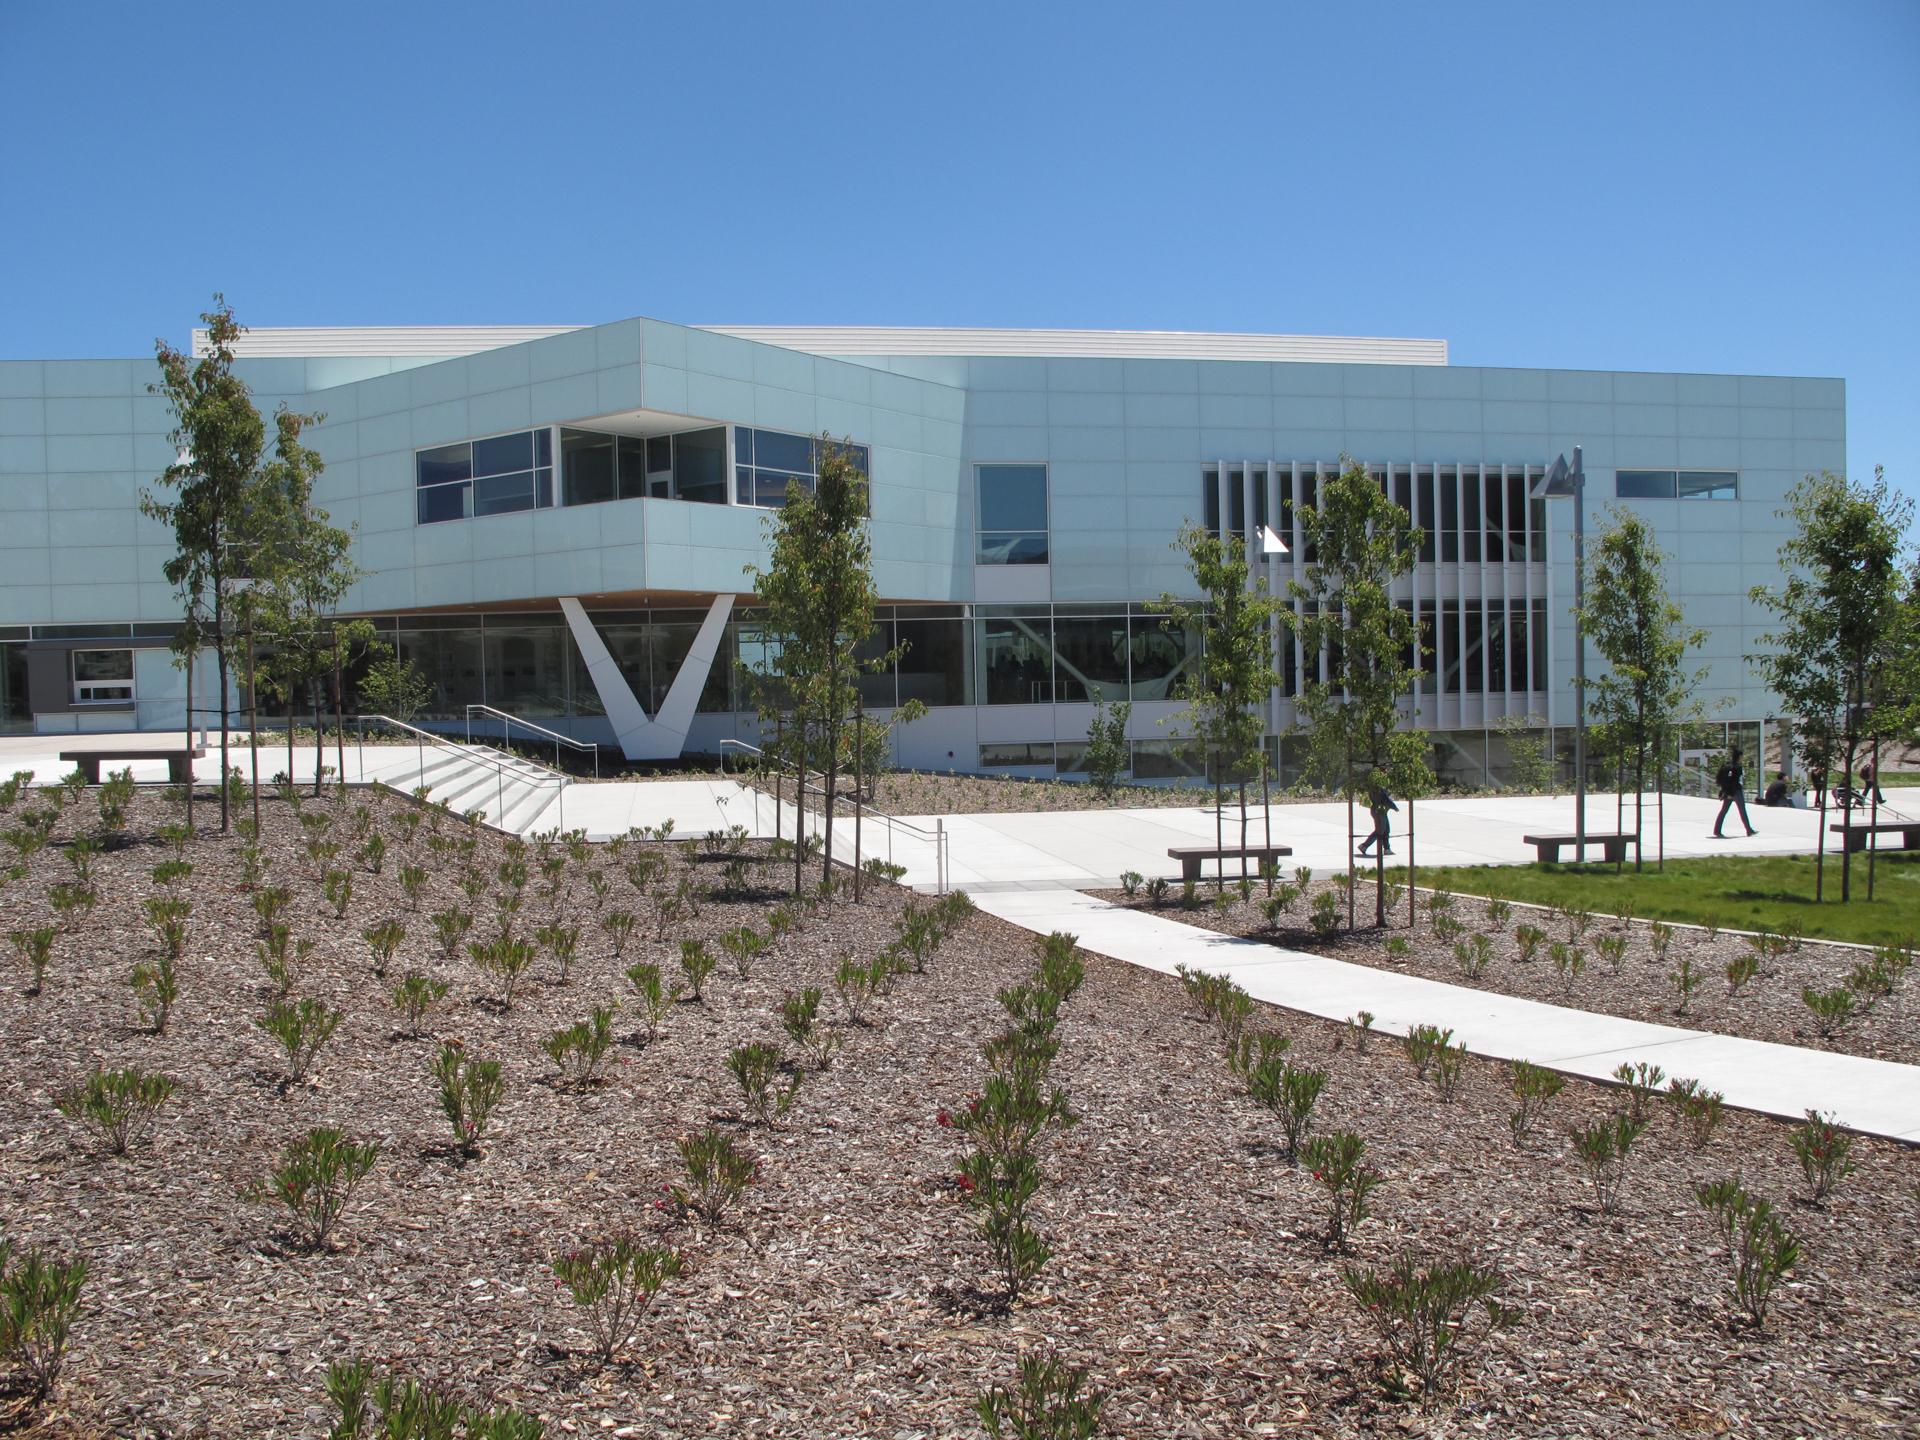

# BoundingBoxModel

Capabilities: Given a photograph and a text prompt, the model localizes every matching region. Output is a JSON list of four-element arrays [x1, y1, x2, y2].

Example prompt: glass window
[[755, 429, 814, 474], [417, 444, 470, 487], [1129, 613, 1200, 701], [977, 613, 1052, 704], [615, 437, 649, 500], [473, 431, 534, 478], [673, 427, 728, 505], [1131, 738, 1204, 780], [71, 649, 134, 704], [980, 741, 1055, 768], [473, 471, 536, 517], [1202, 469, 1220, 535], [1616, 470, 1677, 499], [396, 627, 485, 720], [1678, 470, 1739, 500], [483, 623, 568, 718], [1416, 468, 1436, 563], [1439, 470, 1459, 563], [0, 641, 28, 732], [1051, 614, 1129, 703], [1531, 599, 1548, 692], [1507, 473, 1527, 560], [1485, 470, 1505, 562], [855, 619, 896, 710], [561, 429, 617, 507], [1462, 471, 1481, 563], [417, 484, 469, 525], [646, 436, 672, 476], [896, 615, 971, 707], [648, 612, 730, 713], [977, 464, 1049, 565]]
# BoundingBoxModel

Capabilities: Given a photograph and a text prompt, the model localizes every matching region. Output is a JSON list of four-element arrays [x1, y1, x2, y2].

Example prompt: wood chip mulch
[[2, 790, 1918, 1437], [1088, 877, 1920, 1066]]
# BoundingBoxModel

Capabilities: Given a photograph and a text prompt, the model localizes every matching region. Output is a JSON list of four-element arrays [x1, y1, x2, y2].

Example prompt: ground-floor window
[[0, 639, 28, 732], [71, 648, 134, 704]]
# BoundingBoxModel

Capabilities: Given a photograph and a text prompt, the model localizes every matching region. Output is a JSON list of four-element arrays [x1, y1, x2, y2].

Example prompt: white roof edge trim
[[195, 323, 1446, 366], [703, 326, 1448, 365]]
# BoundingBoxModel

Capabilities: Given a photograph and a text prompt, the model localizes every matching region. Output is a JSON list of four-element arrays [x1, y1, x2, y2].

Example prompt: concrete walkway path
[[972, 887, 1920, 1144]]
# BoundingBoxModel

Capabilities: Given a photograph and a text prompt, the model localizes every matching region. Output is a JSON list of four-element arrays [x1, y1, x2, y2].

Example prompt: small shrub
[[781, 987, 842, 1069], [1403, 1023, 1451, 1081], [1664, 1077, 1725, 1150], [1301, 1130, 1382, 1251], [468, 935, 536, 1009], [1801, 984, 1856, 1039], [1484, 898, 1512, 927], [1725, 953, 1759, 997], [718, 925, 768, 979], [357, 832, 386, 875], [544, 1005, 618, 1088], [1648, 920, 1676, 966], [47, 881, 99, 927], [144, 894, 191, 963], [1571, 1114, 1645, 1214], [431, 1040, 505, 1156], [130, 954, 178, 1034], [1179, 878, 1199, 910], [726, 1042, 803, 1126], [1308, 889, 1341, 939], [1381, 935, 1410, 962], [1611, 1061, 1666, 1125], [150, 857, 194, 887], [1118, 870, 1143, 898], [835, 952, 881, 1024], [1790, 1109, 1855, 1203], [54, 1067, 174, 1156], [669, 1128, 757, 1227], [1340, 1252, 1518, 1402], [1430, 1037, 1467, 1101], [600, 909, 638, 959], [323, 868, 354, 919], [258, 997, 342, 1085], [553, 1236, 684, 1366], [534, 922, 582, 985], [1696, 1178, 1801, 1326], [1596, 934, 1628, 974], [677, 939, 716, 1002], [362, 919, 405, 979], [1346, 1010, 1375, 1051], [1145, 875, 1170, 906], [1430, 912, 1464, 944], [1507, 1060, 1565, 1145], [1846, 945, 1910, 1007], [1671, 954, 1705, 1015], [1249, 1062, 1325, 1160], [0, 1240, 87, 1411], [390, 972, 450, 1038], [432, 906, 474, 963], [1451, 933, 1493, 979], [1549, 941, 1585, 994], [977, 1351, 1103, 1440], [248, 1126, 378, 1250], [624, 962, 680, 1042], [1513, 923, 1545, 963], [256, 922, 310, 998]]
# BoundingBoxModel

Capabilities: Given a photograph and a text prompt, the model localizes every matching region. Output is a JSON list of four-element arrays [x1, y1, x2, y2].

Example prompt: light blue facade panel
[[0, 399, 45, 434], [468, 386, 534, 436], [0, 362, 45, 397], [752, 386, 816, 435], [1411, 367, 1483, 399], [1411, 398, 1483, 433], [595, 365, 643, 415], [683, 328, 755, 382], [530, 372, 600, 421], [1675, 374, 1740, 407], [527, 327, 600, 383], [1124, 428, 1200, 463], [47, 434, 133, 471], [1045, 358, 1124, 392], [1341, 365, 1415, 398], [1738, 408, 1795, 439], [1124, 393, 1200, 428], [682, 372, 753, 423], [1677, 406, 1740, 438], [638, 363, 690, 416], [468, 344, 533, 394], [595, 320, 643, 371], [1614, 403, 1678, 437], [411, 400, 470, 448], [1122, 359, 1199, 394], [44, 360, 138, 397], [408, 357, 471, 409], [639, 320, 688, 371]]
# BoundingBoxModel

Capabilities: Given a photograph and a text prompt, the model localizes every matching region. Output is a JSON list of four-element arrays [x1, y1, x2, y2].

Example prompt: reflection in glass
[[978, 615, 1052, 705], [1051, 615, 1129, 702]]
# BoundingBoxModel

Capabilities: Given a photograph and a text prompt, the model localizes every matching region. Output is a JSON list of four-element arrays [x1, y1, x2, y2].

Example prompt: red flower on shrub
[[954, 1172, 976, 1194], [935, 1110, 954, 1128]]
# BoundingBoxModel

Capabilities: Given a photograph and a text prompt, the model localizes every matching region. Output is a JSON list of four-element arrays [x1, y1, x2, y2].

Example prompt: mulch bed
[[2, 788, 1918, 1437], [747, 771, 1222, 816], [1088, 875, 1920, 1066]]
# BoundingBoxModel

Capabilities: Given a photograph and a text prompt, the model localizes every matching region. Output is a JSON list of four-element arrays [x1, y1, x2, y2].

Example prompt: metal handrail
[[719, 738, 949, 893], [464, 703, 601, 779], [355, 713, 569, 832]]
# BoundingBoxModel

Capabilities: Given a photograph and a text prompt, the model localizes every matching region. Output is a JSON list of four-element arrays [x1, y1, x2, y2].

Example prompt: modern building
[[0, 316, 1844, 786]]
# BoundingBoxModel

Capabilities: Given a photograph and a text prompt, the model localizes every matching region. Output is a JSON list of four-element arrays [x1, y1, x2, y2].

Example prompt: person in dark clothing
[[1714, 747, 1756, 838], [1357, 781, 1397, 857], [1762, 772, 1791, 807], [1858, 761, 1886, 806]]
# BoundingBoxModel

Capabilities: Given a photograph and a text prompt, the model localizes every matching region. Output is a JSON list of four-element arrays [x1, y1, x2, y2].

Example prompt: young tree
[[1155, 525, 1281, 890], [1082, 698, 1133, 801], [246, 407, 376, 794], [359, 654, 433, 725], [142, 298, 268, 831], [744, 438, 885, 895], [1750, 469, 1912, 902], [1284, 459, 1431, 927], [1578, 508, 1707, 871]]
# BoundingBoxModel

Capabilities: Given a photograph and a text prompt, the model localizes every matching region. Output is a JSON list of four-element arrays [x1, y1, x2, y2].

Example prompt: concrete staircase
[[364, 740, 569, 835]]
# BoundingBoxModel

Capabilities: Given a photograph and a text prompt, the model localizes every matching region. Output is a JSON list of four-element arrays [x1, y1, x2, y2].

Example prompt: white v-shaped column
[[559, 594, 736, 760]]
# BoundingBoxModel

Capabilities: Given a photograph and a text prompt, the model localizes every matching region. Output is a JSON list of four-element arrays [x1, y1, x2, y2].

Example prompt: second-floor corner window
[[976, 463, 1049, 565], [1615, 469, 1739, 501], [734, 429, 871, 509], [416, 429, 554, 524]]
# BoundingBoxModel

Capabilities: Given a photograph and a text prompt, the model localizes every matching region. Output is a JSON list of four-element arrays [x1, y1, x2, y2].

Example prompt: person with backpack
[[1713, 747, 1756, 838], [1357, 780, 1397, 857]]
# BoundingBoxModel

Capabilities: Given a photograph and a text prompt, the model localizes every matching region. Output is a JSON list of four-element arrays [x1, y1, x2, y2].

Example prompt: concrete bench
[[59, 747, 205, 784], [1167, 843, 1292, 883], [1828, 820, 1920, 854], [1522, 832, 1638, 865]]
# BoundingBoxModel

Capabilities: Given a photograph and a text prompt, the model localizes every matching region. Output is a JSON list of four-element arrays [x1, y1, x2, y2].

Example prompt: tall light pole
[[1533, 449, 1588, 855]]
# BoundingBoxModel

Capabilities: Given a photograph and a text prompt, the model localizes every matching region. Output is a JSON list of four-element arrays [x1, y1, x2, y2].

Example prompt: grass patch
[[1414, 851, 1920, 947]]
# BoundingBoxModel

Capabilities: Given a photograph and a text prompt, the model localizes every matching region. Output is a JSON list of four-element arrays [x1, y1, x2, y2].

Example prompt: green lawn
[[1413, 851, 1920, 947]]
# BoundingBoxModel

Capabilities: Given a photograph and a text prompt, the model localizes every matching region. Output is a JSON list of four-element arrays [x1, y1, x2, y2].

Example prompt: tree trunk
[[216, 639, 231, 832], [853, 704, 864, 902], [793, 710, 806, 898], [312, 678, 325, 798], [1633, 750, 1645, 873], [1406, 799, 1415, 928], [1238, 777, 1249, 890], [1213, 752, 1224, 894], [1815, 781, 1827, 904], [821, 699, 839, 896], [1867, 730, 1880, 902], [333, 646, 346, 794], [1345, 790, 1355, 931], [1261, 753, 1273, 895], [184, 646, 196, 836], [287, 688, 296, 786]]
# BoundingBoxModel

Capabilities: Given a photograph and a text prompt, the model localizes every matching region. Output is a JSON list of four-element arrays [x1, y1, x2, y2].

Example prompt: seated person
[[1762, 773, 1791, 807]]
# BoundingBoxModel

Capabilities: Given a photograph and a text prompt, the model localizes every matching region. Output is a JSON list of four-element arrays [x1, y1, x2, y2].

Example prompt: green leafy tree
[[1579, 508, 1707, 871], [1082, 698, 1133, 801], [358, 653, 433, 725], [141, 298, 268, 831], [1750, 469, 1912, 902], [1284, 459, 1431, 927], [744, 438, 887, 895], [1154, 525, 1281, 889]]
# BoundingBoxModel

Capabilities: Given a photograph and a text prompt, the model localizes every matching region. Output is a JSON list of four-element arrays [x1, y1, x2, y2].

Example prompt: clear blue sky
[[3, 1, 1914, 510]]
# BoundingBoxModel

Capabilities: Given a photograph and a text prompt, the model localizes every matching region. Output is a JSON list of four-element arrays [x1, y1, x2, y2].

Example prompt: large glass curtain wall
[[0, 633, 29, 734], [975, 606, 1202, 706]]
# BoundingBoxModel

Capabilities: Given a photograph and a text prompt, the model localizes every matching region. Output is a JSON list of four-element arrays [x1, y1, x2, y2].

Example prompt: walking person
[[1713, 747, 1757, 838], [1356, 780, 1397, 857], [1858, 759, 1886, 806]]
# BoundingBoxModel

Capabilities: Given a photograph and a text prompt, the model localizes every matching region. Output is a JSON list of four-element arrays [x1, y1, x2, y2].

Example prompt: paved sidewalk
[[972, 888, 1920, 1144]]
